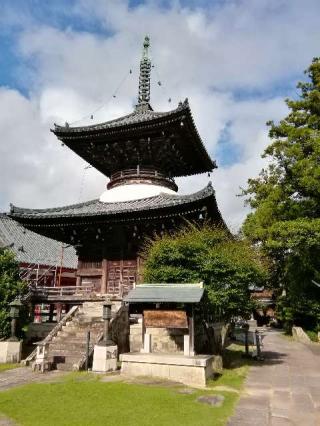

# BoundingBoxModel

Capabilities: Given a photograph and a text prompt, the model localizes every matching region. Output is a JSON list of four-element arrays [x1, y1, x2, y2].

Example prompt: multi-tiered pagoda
[[9, 36, 225, 299]]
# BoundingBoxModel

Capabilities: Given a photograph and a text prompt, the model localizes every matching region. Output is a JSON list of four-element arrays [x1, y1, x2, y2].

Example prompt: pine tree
[[242, 58, 320, 331]]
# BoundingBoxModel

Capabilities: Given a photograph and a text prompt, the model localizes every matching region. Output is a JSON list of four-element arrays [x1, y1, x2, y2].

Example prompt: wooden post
[[244, 325, 249, 357], [101, 259, 108, 294], [142, 312, 145, 350], [49, 304, 54, 322], [56, 303, 62, 322], [85, 331, 90, 371], [76, 275, 81, 287]]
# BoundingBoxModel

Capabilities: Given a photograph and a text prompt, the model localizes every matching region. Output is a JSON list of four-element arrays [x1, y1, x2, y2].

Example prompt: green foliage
[[142, 224, 268, 322], [242, 58, 320, 330], [305, 329, 319, 342], [0, 248, 26, 339]]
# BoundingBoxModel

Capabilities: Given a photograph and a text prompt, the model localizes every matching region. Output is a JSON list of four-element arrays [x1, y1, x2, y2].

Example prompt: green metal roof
[[124, 283, 204, 303]]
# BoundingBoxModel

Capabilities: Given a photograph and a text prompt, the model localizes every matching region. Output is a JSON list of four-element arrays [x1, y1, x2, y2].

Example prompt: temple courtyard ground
[[0, 330, 319, 425]]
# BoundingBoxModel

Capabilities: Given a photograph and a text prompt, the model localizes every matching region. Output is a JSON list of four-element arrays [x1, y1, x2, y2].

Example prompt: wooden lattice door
[[107, 260, 137, 296]]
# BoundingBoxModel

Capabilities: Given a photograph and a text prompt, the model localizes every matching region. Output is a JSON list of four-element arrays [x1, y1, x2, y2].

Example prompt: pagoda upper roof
[[52, 99, 216, 178], [51, 37, 216, 179], [9, 182, 217, 221], [53, 101, 185, 133]]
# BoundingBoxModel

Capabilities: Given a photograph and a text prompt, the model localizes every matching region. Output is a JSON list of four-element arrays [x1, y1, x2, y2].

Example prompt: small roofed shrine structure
[[9, 36, 225, 301], [121, 283, 217, 387]]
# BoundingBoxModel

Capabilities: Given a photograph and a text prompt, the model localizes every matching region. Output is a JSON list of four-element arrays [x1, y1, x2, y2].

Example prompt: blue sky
[[0, 0, 319, 228]]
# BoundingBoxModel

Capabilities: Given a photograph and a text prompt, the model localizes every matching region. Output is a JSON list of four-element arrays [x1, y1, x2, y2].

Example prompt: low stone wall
[[25, 323, 56, 343], [292, 326, 311, 344], [110, 305, 130, 354]]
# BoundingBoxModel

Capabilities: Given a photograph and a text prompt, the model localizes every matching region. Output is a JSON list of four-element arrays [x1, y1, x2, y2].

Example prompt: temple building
[[9, 36, 225, 300]]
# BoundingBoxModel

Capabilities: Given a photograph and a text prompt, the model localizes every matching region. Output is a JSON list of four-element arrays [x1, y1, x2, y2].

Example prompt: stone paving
[[0, 367, 66, 392], [228, 329, 320, 426]]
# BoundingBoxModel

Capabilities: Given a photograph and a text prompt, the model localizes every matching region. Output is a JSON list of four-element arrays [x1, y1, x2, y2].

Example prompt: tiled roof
[[9, 183, 215, 220], [51, 99, 216, 179], [0, 214, 77, 268], [53, 100, 187, 133], [124, 283, 204, 303]]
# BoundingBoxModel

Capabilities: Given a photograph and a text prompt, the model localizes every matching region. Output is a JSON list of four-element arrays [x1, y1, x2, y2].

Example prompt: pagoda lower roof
[[9, 183, 219, 222], [52, 99, 216, 178]]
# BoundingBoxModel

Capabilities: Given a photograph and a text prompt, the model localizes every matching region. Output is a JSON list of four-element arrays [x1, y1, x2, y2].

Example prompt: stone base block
[[0, 341, 22, 363], [120, 352, 218, 388], [92, 344, 118, 373]]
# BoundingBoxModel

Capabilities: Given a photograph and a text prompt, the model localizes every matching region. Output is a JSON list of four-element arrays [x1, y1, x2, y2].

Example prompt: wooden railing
[[110, 167, 174, 181], [30, 285, 94, 299]]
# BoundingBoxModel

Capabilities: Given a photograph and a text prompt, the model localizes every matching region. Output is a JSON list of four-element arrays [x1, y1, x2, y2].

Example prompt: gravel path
[[0, 367, 66, 392]]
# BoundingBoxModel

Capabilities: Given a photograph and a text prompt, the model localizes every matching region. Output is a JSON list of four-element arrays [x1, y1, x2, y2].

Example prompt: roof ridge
[[52, 101, 189, 132], [10, 198, 100, 214]]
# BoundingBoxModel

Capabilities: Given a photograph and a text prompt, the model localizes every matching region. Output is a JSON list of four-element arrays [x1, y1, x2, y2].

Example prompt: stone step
[[49, 355, 85, 365], [69, 322, 103, 328], [57, 330, 102, 339], [62, 324, 103, 332], [52, 337, 91, 344], [49, 349, 86, 357], [49, 343, 87, 351]]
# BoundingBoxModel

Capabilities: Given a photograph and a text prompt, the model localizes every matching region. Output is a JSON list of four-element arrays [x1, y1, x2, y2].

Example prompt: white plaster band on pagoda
[[99, 183, 176, 203]]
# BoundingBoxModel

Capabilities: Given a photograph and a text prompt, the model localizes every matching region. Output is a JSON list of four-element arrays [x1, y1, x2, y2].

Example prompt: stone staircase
[[47, 302, 105, 371]]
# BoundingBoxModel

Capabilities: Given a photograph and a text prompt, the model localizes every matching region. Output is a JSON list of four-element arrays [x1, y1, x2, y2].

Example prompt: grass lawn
[[0, 345, 254, 426], [0, 363, 20, 372]]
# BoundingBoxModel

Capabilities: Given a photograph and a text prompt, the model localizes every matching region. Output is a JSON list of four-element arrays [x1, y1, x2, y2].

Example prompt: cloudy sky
[[0, 0, 319, 230]]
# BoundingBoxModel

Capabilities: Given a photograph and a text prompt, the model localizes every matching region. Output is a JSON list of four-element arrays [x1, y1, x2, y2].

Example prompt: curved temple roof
[[124, 283, 204, 303], [9, 183, 218, 221], [51, 36, 216, 178], [52, 99, 215, 178]]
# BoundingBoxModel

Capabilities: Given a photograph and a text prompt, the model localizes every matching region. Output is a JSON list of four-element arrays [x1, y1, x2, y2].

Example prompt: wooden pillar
[[76, 275, 81, 287], [49, 304, 54, 322], [76, 260, 82, 288], [101, 259, 108, 294], [56, 303, 62, 322], [142, 312, 145, 349]]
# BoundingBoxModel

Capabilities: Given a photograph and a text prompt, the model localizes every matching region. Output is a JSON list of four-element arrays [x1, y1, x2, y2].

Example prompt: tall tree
[[242, 58, 320, 331], [0, 248, 26, 339]]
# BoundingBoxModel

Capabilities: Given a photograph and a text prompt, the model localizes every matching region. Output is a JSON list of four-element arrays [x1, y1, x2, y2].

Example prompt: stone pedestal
[[92, 344, 118, 373], [0, 340, 22, 363], [120, 352, 219, 388]]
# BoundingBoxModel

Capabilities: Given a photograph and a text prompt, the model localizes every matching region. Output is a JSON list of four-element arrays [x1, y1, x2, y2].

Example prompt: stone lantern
[[92, 302, 118, 372], [8, 296, 23, 342]]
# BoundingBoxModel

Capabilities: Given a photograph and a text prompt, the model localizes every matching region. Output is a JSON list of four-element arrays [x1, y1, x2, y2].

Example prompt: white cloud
[[0, 0, 319, 230]]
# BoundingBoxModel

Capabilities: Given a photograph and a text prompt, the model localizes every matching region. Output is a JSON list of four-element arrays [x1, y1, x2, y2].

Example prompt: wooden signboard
[[144, 310, 188, 328]]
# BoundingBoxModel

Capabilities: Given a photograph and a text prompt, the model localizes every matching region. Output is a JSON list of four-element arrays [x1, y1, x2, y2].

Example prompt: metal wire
[[69, 68, 134, 126]]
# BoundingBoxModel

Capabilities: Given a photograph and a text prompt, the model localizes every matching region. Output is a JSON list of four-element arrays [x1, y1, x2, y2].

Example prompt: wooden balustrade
[[30, 285, 94, 300]]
